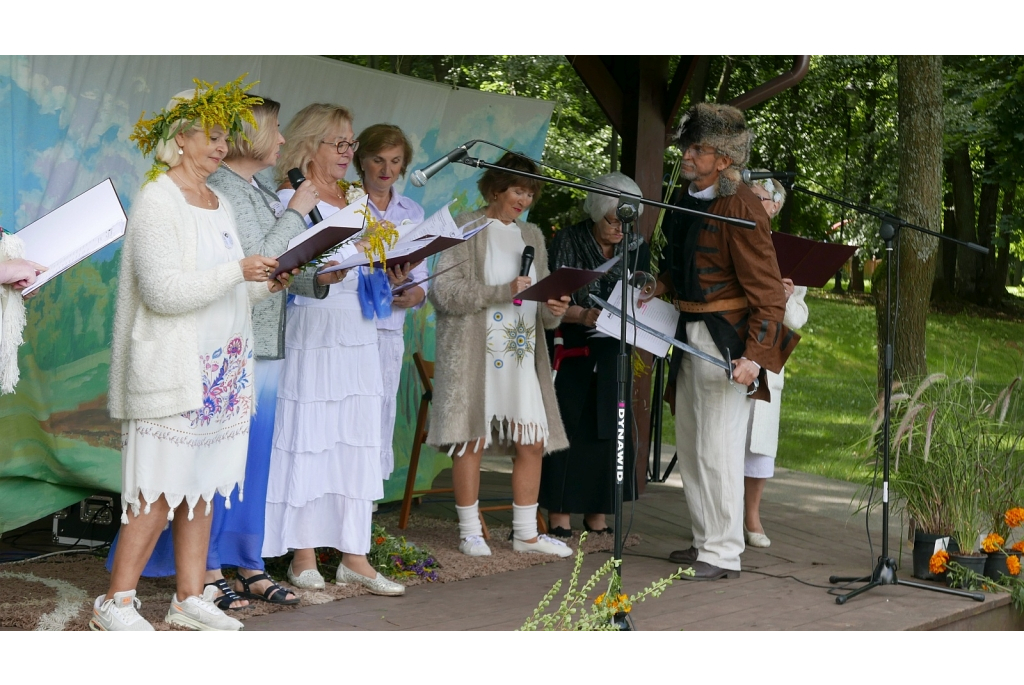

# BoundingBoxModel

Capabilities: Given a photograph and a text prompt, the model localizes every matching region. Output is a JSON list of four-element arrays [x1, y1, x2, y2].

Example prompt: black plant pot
[[984, 551, 1009, 580], [947, 552, 987, 588], [985, 550, 1022, 580], [911, 531, 956, 580]]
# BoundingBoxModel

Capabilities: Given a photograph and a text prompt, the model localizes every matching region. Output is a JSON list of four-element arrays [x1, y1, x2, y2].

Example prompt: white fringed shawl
[[0, 231, 27, 394]]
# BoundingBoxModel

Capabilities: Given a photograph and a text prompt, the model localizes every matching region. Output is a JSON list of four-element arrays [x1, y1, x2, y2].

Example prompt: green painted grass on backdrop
[[659, 294, 1024, 484]]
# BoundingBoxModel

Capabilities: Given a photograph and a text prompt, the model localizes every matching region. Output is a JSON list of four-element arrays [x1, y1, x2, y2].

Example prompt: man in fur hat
[[653, 103, 799, 580]]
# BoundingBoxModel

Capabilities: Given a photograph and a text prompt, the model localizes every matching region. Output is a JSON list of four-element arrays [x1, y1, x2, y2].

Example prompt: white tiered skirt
[[262, 279, 383, 557]]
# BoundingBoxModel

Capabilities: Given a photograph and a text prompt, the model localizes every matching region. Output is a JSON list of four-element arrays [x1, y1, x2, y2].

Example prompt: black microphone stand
[[780, 182, 987, 604], [456, 155, 755, 626]]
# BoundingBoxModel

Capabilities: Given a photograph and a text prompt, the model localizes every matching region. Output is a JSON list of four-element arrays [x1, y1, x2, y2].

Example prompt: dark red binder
[[771, 232, 858, 287]]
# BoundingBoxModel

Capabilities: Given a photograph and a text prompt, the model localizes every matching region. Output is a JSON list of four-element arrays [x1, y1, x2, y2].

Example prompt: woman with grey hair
[[538, 171, 650, 538], [742, 173, 806, 548]]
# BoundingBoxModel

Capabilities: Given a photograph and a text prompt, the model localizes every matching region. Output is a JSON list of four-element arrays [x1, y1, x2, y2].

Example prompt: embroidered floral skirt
[[120, 334, 254, 523]]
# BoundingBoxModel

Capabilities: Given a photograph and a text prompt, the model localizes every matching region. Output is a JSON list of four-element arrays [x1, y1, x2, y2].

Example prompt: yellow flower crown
[[130, 74, 262, 183]]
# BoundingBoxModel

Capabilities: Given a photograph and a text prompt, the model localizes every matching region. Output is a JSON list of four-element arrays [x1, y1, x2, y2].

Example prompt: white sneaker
[[458, 535, 492, 557], [287, 561, 326, 590], [89, 590, 154, 631], [513, 534, 573, 558], [165, 586, 244, 631]]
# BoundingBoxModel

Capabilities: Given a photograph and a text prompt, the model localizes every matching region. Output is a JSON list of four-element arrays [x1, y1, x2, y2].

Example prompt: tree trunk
[[932, 169, 957, 301], [431, 55, 447, 82], [850, 253, 865, 292], [948, 142, 978, 298], [975, 150, 1000, 305], [715, 57, 733, 102], [991, 184, 1016, 303], [876, 56, 942, 391], [778, 85, 800, 235]]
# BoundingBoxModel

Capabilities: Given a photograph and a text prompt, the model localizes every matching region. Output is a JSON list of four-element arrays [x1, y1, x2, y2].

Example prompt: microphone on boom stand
[[410, 140, 480, 187]]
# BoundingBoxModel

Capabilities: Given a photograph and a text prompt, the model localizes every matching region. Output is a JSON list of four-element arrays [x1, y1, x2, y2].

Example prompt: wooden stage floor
[[244, 460, 1021, 631]]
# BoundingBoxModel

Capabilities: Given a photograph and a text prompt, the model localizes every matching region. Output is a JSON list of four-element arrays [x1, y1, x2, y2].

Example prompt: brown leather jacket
[[664, 183, 799, 401]]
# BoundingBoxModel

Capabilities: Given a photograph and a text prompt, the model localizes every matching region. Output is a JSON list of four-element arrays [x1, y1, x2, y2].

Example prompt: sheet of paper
[[396, 201, 460, 243], [17, 178, 127, 294], [285, 194, 368, 251], [595, 282, 680, 358]]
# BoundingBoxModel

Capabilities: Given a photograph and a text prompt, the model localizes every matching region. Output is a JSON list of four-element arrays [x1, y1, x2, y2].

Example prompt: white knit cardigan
[[108, 174, 271, 421]]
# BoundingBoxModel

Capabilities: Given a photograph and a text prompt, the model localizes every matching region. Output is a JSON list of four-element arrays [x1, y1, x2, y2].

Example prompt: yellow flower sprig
[[130, 74, 262, 183], [356, 208, 399, 272], [594, 592, 632, 614], [1008, 555, 1021, 577]]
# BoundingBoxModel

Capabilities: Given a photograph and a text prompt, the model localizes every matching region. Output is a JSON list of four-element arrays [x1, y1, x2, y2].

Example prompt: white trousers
[[674, 321, 749, 570], [377, 329, 405, 481]]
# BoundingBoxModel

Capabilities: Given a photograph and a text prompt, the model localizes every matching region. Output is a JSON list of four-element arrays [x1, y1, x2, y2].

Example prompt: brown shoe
[[668, 546, 698, 564], [678, 560, 740, 581]]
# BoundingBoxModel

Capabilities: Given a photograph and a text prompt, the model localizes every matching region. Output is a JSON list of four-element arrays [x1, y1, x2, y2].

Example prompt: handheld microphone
[[512, 245, 535, 307], [410, 140, 479, 187], [741, 169, 797, 184], [287, 168, 323, 225]]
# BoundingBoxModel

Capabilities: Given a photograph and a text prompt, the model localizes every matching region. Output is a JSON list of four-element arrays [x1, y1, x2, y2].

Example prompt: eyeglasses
[[320, 139, 359, 154], [683, 144, 717, 158]]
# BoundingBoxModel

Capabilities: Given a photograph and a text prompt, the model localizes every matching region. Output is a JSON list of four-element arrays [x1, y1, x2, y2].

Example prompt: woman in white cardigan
[[742, 177, 808, 548], [95, 86, 284, 631]]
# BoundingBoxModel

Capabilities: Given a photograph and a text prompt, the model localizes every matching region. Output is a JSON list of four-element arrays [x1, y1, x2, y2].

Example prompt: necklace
[[221, 161, 253, 184], [170, 174, 213, 208]]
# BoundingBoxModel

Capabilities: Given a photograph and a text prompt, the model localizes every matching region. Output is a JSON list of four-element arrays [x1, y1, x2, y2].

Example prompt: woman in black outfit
[[539, 172, 650, 537]]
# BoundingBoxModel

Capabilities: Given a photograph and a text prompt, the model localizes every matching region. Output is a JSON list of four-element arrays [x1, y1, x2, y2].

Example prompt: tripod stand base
[[829, 556, 986, 604]]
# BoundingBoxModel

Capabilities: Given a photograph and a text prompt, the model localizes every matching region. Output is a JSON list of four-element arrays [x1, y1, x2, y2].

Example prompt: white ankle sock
[[456, 501, 483, 539], [512, 503, 539, 541]]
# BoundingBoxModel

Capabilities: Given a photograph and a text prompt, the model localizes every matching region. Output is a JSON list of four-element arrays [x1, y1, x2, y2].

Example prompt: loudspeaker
[[51, 493, 122, 548]]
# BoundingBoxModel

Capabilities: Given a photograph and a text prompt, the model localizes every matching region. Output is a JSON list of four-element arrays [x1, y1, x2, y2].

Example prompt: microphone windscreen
[[287, 167, 306, 187]]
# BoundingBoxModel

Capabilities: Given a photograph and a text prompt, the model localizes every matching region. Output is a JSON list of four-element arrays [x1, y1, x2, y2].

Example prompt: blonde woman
[[263, 103, 404, 596]]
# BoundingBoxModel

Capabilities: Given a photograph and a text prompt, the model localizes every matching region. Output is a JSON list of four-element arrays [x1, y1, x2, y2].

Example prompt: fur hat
[[674, 103, 753, 196]]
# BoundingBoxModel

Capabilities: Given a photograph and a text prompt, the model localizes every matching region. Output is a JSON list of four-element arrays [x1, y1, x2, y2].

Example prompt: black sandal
[[204, 578, 249, 612], [236, 572, 300, 606]]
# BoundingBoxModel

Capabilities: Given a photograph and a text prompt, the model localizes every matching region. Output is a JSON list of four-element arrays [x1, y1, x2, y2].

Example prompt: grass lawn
[[658, 291, 1024, 484]]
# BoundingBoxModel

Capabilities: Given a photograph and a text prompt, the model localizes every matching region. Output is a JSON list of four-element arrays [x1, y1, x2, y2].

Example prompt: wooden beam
[[728, 55, 810, 110], [664, 56, 698, 129], [566, 55, 624, 134]]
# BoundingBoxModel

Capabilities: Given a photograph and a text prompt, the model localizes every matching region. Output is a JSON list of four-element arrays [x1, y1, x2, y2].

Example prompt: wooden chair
[[398, 352, 452, 529], [398, 352, 547, 539]]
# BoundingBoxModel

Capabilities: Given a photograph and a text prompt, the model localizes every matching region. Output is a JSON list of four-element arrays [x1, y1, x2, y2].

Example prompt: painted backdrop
[[0, 55, 553, 534]]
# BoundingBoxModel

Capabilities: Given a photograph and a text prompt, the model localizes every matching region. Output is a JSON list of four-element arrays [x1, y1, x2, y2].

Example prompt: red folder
[[272, 226, 361, 278], [514, 256, 621, 302], [771, 232, 858, 287]]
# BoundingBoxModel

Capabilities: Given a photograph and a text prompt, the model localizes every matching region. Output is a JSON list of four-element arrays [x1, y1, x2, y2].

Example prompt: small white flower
[[345, 183, 366, 204]]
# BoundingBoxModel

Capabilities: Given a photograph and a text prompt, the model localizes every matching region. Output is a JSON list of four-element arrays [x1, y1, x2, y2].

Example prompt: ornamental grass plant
[[861, 367, 1024, 551]]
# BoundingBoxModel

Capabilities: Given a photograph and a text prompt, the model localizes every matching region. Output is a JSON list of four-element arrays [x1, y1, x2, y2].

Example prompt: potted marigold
[[982, 507, 1024, 580]]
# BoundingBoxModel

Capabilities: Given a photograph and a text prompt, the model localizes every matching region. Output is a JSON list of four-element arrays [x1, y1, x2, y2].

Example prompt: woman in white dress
[[428, 152, 572, 558], [96, 83, 284, 631], [354, 123, 428, 481], [743, 176, 808, 548], [263, 103, 404, 596]]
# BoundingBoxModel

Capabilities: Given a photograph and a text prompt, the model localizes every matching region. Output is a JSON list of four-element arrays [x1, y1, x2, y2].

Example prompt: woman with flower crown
[[94, 79, 285, 631], [263, 103, 405, 597]]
